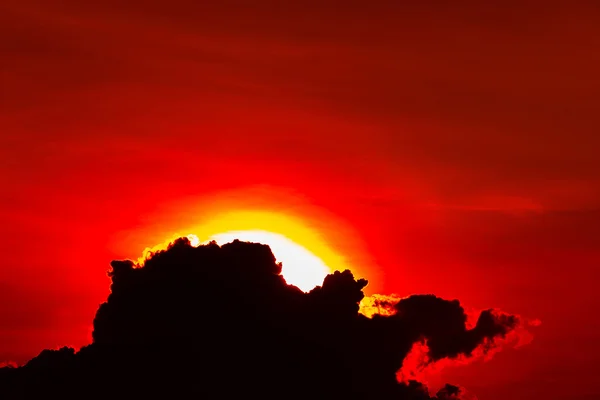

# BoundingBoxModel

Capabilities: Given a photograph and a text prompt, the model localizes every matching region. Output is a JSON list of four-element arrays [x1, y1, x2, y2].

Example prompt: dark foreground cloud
[[0, 238, 522, 399]]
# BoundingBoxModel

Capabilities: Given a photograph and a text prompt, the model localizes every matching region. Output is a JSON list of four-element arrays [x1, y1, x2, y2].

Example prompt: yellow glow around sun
[[206, 230, 329, 292], [133, 208, 359, 292]]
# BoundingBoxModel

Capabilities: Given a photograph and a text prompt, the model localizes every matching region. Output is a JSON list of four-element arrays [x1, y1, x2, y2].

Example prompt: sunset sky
[[1, 2, 599, 399]]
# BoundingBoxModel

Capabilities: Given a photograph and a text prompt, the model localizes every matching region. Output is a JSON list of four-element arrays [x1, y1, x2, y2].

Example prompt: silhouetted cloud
[[0, 237, 525, 399]]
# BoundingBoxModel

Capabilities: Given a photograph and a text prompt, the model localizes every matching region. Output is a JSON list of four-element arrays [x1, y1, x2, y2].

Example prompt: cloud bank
[[0, 237, 526, 399]]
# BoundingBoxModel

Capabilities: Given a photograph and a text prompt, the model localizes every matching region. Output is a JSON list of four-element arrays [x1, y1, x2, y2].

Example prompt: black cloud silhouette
[[0, 237, 521, 399]]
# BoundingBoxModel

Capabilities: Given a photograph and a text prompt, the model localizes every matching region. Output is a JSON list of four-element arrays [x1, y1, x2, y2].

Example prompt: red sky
[[1, 1, 599, 399]]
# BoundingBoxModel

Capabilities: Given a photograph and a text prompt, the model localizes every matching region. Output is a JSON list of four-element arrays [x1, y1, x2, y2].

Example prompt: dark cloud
[[1, 238, 521, 399]]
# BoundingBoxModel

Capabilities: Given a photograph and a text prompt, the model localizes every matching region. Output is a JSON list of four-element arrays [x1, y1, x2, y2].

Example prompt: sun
[[191, 230, 329, 292], [129, 205, 370, 293], [179, 209, 354, 291]]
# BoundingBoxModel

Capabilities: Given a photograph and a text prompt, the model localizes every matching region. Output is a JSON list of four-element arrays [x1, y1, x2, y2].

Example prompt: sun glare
[[133, 208, 361, 292], [207, 230, 329, 292], [186, 234, 200, 247]]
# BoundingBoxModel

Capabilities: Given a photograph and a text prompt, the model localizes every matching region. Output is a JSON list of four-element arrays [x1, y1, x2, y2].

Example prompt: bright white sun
[[198, 230, 330, 292]]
